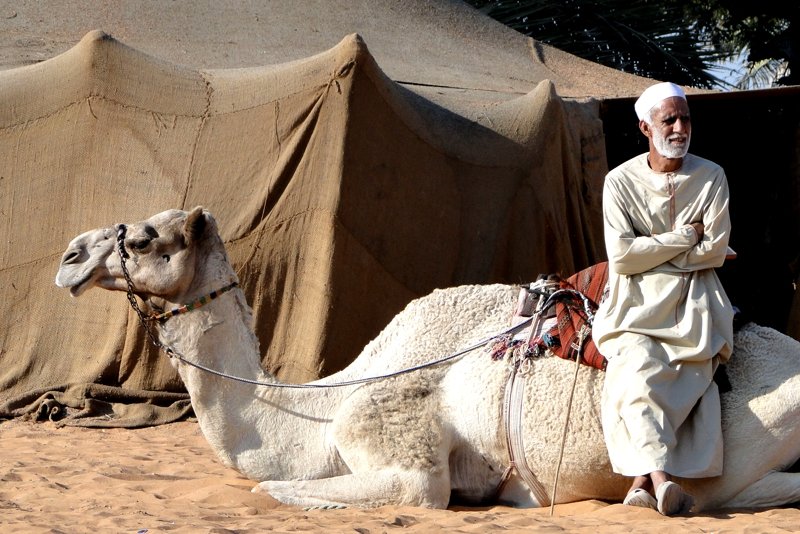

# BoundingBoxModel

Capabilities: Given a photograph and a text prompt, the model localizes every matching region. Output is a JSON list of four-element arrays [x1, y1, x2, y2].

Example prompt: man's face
[[648, 97, 692, 159]]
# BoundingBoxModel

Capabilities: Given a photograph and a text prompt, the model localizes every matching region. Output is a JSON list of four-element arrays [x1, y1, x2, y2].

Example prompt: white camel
[[55, 207, 800, 511]]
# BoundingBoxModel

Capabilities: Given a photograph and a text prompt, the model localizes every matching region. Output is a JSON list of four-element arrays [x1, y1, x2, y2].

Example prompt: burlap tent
[[1, 1, 797, 427]]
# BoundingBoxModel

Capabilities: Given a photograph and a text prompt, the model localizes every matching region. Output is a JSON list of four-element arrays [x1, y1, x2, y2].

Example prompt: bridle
[[116, 223, 240, 370], [115, 223, 530, 389], [114, 221, 585, 509], [116, 224, 238, 324], [116, 223, 177, 358]]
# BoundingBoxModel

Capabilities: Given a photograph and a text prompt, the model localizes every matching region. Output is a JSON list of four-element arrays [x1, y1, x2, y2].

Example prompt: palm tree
[[465, 0, 797, 89], [685, 1, 798, 88]]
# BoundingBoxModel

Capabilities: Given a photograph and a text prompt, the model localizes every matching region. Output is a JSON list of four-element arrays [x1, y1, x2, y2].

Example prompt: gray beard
[[654, 131, 690, 159]]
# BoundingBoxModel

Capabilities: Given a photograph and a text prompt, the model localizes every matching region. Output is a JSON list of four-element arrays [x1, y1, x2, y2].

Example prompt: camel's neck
[[155, 257, 347, 481]]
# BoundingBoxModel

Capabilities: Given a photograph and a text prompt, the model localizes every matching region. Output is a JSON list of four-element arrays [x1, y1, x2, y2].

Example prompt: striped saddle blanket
[[513, 261, 609, 371]]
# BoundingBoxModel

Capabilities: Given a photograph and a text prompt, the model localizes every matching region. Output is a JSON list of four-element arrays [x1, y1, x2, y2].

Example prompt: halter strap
[[148, 281, 239, 323], [116, 223, 238, 324]]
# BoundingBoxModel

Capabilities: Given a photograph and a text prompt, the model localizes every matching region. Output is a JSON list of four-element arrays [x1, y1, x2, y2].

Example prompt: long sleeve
[[592, 153, 734, 366], [602, 178, 696, 275], [668, 171, 731, 271]]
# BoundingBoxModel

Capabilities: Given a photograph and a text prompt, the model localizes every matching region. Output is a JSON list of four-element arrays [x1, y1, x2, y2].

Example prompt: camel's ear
[[183, 206, 208, 246]]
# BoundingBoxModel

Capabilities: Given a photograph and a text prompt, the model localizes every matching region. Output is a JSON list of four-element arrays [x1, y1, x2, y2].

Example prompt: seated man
[[592, 82, 734, 515]]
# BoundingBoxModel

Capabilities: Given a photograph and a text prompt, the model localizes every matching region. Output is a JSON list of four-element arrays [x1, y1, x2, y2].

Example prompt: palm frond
[[464, 0, 796, 89], [736, 58, 790, 90]]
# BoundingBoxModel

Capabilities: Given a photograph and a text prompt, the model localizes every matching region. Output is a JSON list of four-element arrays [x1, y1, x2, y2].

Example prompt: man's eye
[[663, 115, 690, 125]]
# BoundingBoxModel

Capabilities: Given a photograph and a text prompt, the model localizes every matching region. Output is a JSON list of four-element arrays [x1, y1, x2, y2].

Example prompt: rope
[[148, 281, 239, 322], [165, 325, 529, 390], [548, 324, 590, 516], [118, 223, 600, 511], [115, 223, 533, 390]]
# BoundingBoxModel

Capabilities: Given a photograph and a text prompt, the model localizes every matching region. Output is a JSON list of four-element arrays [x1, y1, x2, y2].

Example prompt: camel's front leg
[[268, 374, 453, 508], [252, 468, 451, 509]]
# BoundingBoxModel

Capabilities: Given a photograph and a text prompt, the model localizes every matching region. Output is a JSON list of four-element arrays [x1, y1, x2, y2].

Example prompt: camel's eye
[[128, 238, 151, 252], [162, 255, 171, 262]]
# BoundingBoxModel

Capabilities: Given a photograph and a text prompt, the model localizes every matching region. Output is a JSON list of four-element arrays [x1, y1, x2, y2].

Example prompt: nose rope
[[116, 224, 176, 357], [114, 222, 535, 390]]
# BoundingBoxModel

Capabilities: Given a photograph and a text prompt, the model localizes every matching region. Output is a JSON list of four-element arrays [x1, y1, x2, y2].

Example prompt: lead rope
[[549, 324, 590, 516], [115, 224, 534, 389], [496, 286, 596, 514]]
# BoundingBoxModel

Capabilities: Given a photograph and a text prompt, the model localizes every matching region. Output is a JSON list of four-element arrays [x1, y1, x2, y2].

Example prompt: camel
[[55, 207, 800, 511]]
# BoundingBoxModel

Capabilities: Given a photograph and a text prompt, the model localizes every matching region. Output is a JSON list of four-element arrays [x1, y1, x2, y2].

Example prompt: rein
[[115, 224, 532, 389], [115, 223, 591, 510], [491, 279, 599, 513]]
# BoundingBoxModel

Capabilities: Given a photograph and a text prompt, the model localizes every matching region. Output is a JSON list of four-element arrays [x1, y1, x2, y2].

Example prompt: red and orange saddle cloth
[[494, 262, 609, 371]]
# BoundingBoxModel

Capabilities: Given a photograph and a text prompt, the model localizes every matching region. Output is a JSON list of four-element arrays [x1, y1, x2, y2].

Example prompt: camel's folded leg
[[252, 469, 450, 509], [725, 471, 800, 509]]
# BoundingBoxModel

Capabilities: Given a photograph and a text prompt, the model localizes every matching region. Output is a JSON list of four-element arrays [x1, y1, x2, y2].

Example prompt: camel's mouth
[[55, 269, 94, 297], [55, 253, 105, 297], [55, 227, 117, 297], [67, 276, 92, 297]]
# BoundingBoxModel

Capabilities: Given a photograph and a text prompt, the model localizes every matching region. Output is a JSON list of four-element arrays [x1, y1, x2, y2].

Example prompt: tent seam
[[227, 207, 337, 246], [0, 251, 63, 274], [395, 80, 527, 95], [0, 95, 205, 132], [208, 82, 333, 116], [0, 83, 338, 132], [180, 72, 214, 208]]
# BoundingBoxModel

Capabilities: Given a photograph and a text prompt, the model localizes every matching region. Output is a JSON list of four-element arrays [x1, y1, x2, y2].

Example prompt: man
[[592, 82, 734, 515]]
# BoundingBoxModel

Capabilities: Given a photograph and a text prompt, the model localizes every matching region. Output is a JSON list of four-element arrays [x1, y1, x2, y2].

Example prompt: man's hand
[[690, 222, 705, 243]]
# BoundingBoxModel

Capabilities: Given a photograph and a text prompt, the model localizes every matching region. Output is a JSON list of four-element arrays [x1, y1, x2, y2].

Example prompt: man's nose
[[673, 118, 689, 132]]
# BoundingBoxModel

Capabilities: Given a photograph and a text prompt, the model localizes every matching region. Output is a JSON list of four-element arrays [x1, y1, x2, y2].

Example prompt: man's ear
[[639, 119, 652, 138], [183, 206, 207, 246]]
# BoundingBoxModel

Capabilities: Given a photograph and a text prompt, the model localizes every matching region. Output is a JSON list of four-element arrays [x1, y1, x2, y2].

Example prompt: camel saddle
[[517, 262, 609, 371]]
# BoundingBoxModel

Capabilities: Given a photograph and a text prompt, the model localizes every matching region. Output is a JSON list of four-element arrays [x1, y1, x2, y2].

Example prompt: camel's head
[[56, 207, 220, 301]]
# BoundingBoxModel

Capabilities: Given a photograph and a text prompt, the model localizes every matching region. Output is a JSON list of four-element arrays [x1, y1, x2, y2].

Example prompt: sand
[[1, 419, 798, 533]]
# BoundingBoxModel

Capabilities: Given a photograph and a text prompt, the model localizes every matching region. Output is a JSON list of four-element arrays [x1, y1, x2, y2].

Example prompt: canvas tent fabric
[[0, 0, 654, 102], [0, 19, 645, 427]]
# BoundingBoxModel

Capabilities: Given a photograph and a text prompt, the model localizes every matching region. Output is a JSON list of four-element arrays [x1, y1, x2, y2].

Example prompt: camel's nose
[[61, 246, 87, 266]]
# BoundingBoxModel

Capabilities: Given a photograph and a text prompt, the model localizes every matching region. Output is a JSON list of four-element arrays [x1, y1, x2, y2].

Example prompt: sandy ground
[[0, 419, 798, 533]]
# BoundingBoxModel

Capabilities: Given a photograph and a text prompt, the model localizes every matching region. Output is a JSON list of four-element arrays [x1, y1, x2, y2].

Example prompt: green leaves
[[465, 0, 797, 89]]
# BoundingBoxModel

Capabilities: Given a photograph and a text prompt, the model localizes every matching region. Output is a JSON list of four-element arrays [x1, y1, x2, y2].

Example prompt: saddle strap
[[495, 359, 551, 507]]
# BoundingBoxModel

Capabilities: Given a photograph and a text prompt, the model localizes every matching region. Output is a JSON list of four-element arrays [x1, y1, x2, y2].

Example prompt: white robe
[[592, 153, 734, 477]]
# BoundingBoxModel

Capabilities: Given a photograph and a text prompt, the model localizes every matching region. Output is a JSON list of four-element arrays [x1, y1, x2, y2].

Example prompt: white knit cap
[[634, 82, 686, 121]]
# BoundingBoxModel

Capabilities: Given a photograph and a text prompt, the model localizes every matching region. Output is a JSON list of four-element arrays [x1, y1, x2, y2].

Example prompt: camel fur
[[55, 207, 800, 511]]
